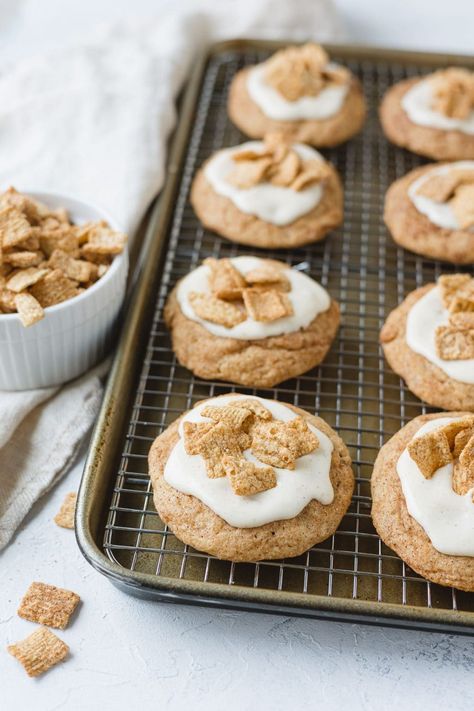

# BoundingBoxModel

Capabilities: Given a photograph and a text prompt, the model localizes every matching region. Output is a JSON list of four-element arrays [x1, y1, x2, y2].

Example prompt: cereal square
[[54, 492, 77, 529], [407, 430, 452, 478], [225, 457, 277, 496], [30, 269, 79, 307], [14, 293, 44, 327], [189, 292, 246, 328], [8, 627, 69, 677], [18, 582, 80, 629], [204, 258, 246, 300], [243, 287, 293, 322]]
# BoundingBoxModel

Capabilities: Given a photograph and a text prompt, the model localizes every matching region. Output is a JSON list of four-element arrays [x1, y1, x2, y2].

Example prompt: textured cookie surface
[[384, 164, 474, 264], [380, 78, 474, 160], [371, 411, 474, 591], [190, 160, 343, 249], [380, 284, 474, 411], [228, 67, 366, 147], [149, 398, 354, 562], [165, 287, 340, 388]]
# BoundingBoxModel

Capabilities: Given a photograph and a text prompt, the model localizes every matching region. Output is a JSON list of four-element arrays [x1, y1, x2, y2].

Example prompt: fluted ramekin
[[0, 192, 128, 391]]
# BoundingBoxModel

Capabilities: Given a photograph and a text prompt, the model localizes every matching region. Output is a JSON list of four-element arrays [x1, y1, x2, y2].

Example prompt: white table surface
[[2, 2, 474, 710]]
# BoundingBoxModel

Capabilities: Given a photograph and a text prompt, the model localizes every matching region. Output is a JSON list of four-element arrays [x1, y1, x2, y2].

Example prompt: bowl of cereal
[[0, 188, 128, 390]]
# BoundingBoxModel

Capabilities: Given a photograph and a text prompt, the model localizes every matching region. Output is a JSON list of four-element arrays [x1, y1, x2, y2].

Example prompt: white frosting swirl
[[247, 63, 349, 121], [406, 285, 474, 384], [204, 142, 325, 226], [408, 161, 474, 231], [177, 256, 331, 340], [163, 394, 334, 528], [397, 417, 474, 557], [401, 78, 474, 135]]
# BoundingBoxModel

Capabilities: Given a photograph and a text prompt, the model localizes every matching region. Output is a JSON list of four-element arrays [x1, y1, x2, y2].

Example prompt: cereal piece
[[225, 456, 277, 496], [0, 288, 17, 313], [243, 287, 293, 322], [264, 43, 330, 101], [415, 172, 473, 202], [453, 427, 474, 457], [291, 160, 331, 191], [438, 274, 471, 309], [407, 430, 452, 478], [269, 150, 301, 187], [39, 228, 79, 258], [204, 258, 246, 300], [451, 184, 474, 230], [453, 432, 474, 495], [30, 269, 79, 307], [3, 250, 43, 268], [431, 68, 474, 119], [435, 324, 474, 360], [6, 267, 49, 293], [182, 421, 214, 455], [201, 404, 254, 430], [49, 249, 97, 283], [189, 291, 246, 328], [0, 187, 50, 225], [450, 312, 474, 329], [440, 416, 474, 450], [0, 206, 33, 248], [245, 263, 291, 292], [250, 418, 318, 469], [232, 398, 273, 420], [198, 421, 245, 478], [226, 156, 273, 189], [54, 492, 77, 529], [82, 225, 127, 256], [17, 582, 80, 629], [233, 148, 272, 162], [14, 293, 44, 327], [7, 627, 69, 678], [449, 280, 474, 313]]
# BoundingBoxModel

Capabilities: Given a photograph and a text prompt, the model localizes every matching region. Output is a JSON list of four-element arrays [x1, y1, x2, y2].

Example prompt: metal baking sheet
[[76, 40, 474, 634]]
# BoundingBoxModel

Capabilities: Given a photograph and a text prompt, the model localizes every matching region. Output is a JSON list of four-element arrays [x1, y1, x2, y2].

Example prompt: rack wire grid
[[102, 47, 474, 620]]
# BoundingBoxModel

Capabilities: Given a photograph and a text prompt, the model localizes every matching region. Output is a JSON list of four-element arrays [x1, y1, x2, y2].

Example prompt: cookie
[[380, 70, 474, 161], [380, 279, 474, 411], [372, 412, 474, 591], [164, 256, 340, 388], [384, 162, 474, 264], [190, 133, 343, 249], [228, 44, 366, 147], [149, 394, 354, 562]]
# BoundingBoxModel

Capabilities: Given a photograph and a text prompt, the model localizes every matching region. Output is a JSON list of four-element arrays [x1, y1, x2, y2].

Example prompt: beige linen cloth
[[0, 0, 344, 549]]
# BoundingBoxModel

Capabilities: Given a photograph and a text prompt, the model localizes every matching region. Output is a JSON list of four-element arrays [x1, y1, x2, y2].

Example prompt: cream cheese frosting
[[401, 78, 474, 135], [397, 417, 474, 557], [176, 256, 331, 340], [163, 394, 334, 528], [247, 63, 349, 122], [204, 141, 325, 226], [408, 161, 474, 230], [406, 285, 474, 385]]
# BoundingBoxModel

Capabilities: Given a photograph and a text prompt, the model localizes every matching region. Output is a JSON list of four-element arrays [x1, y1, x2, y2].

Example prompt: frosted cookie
[[149, 394, 354, 562], [190, 132, 343, 249], [384, 161, 474, 264], [228, 43, 366, 147], [380, 68, 474, 160], [372, 412, 474, 591], [380, 274, 474, 410], [164, 256, 340, 388]]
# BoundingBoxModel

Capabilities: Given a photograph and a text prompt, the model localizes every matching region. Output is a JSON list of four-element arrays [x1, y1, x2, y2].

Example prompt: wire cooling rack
[[85, 43, 474, 630]]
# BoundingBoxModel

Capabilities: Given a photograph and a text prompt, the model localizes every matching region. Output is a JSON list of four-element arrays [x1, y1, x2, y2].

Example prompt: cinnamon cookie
[[228, 43, 366, 147], [372, 412, 474, 591], [380, 68, 474, 160], [384, 161, 474, 264], [164, 256, 340, 388], [190, 132, 343, 249], [149, 394, 354, 562], [380, 274, 474, 411]]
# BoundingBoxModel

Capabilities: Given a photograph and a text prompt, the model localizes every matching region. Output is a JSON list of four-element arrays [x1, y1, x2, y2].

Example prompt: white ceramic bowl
[[0, 192, 128, 391]]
